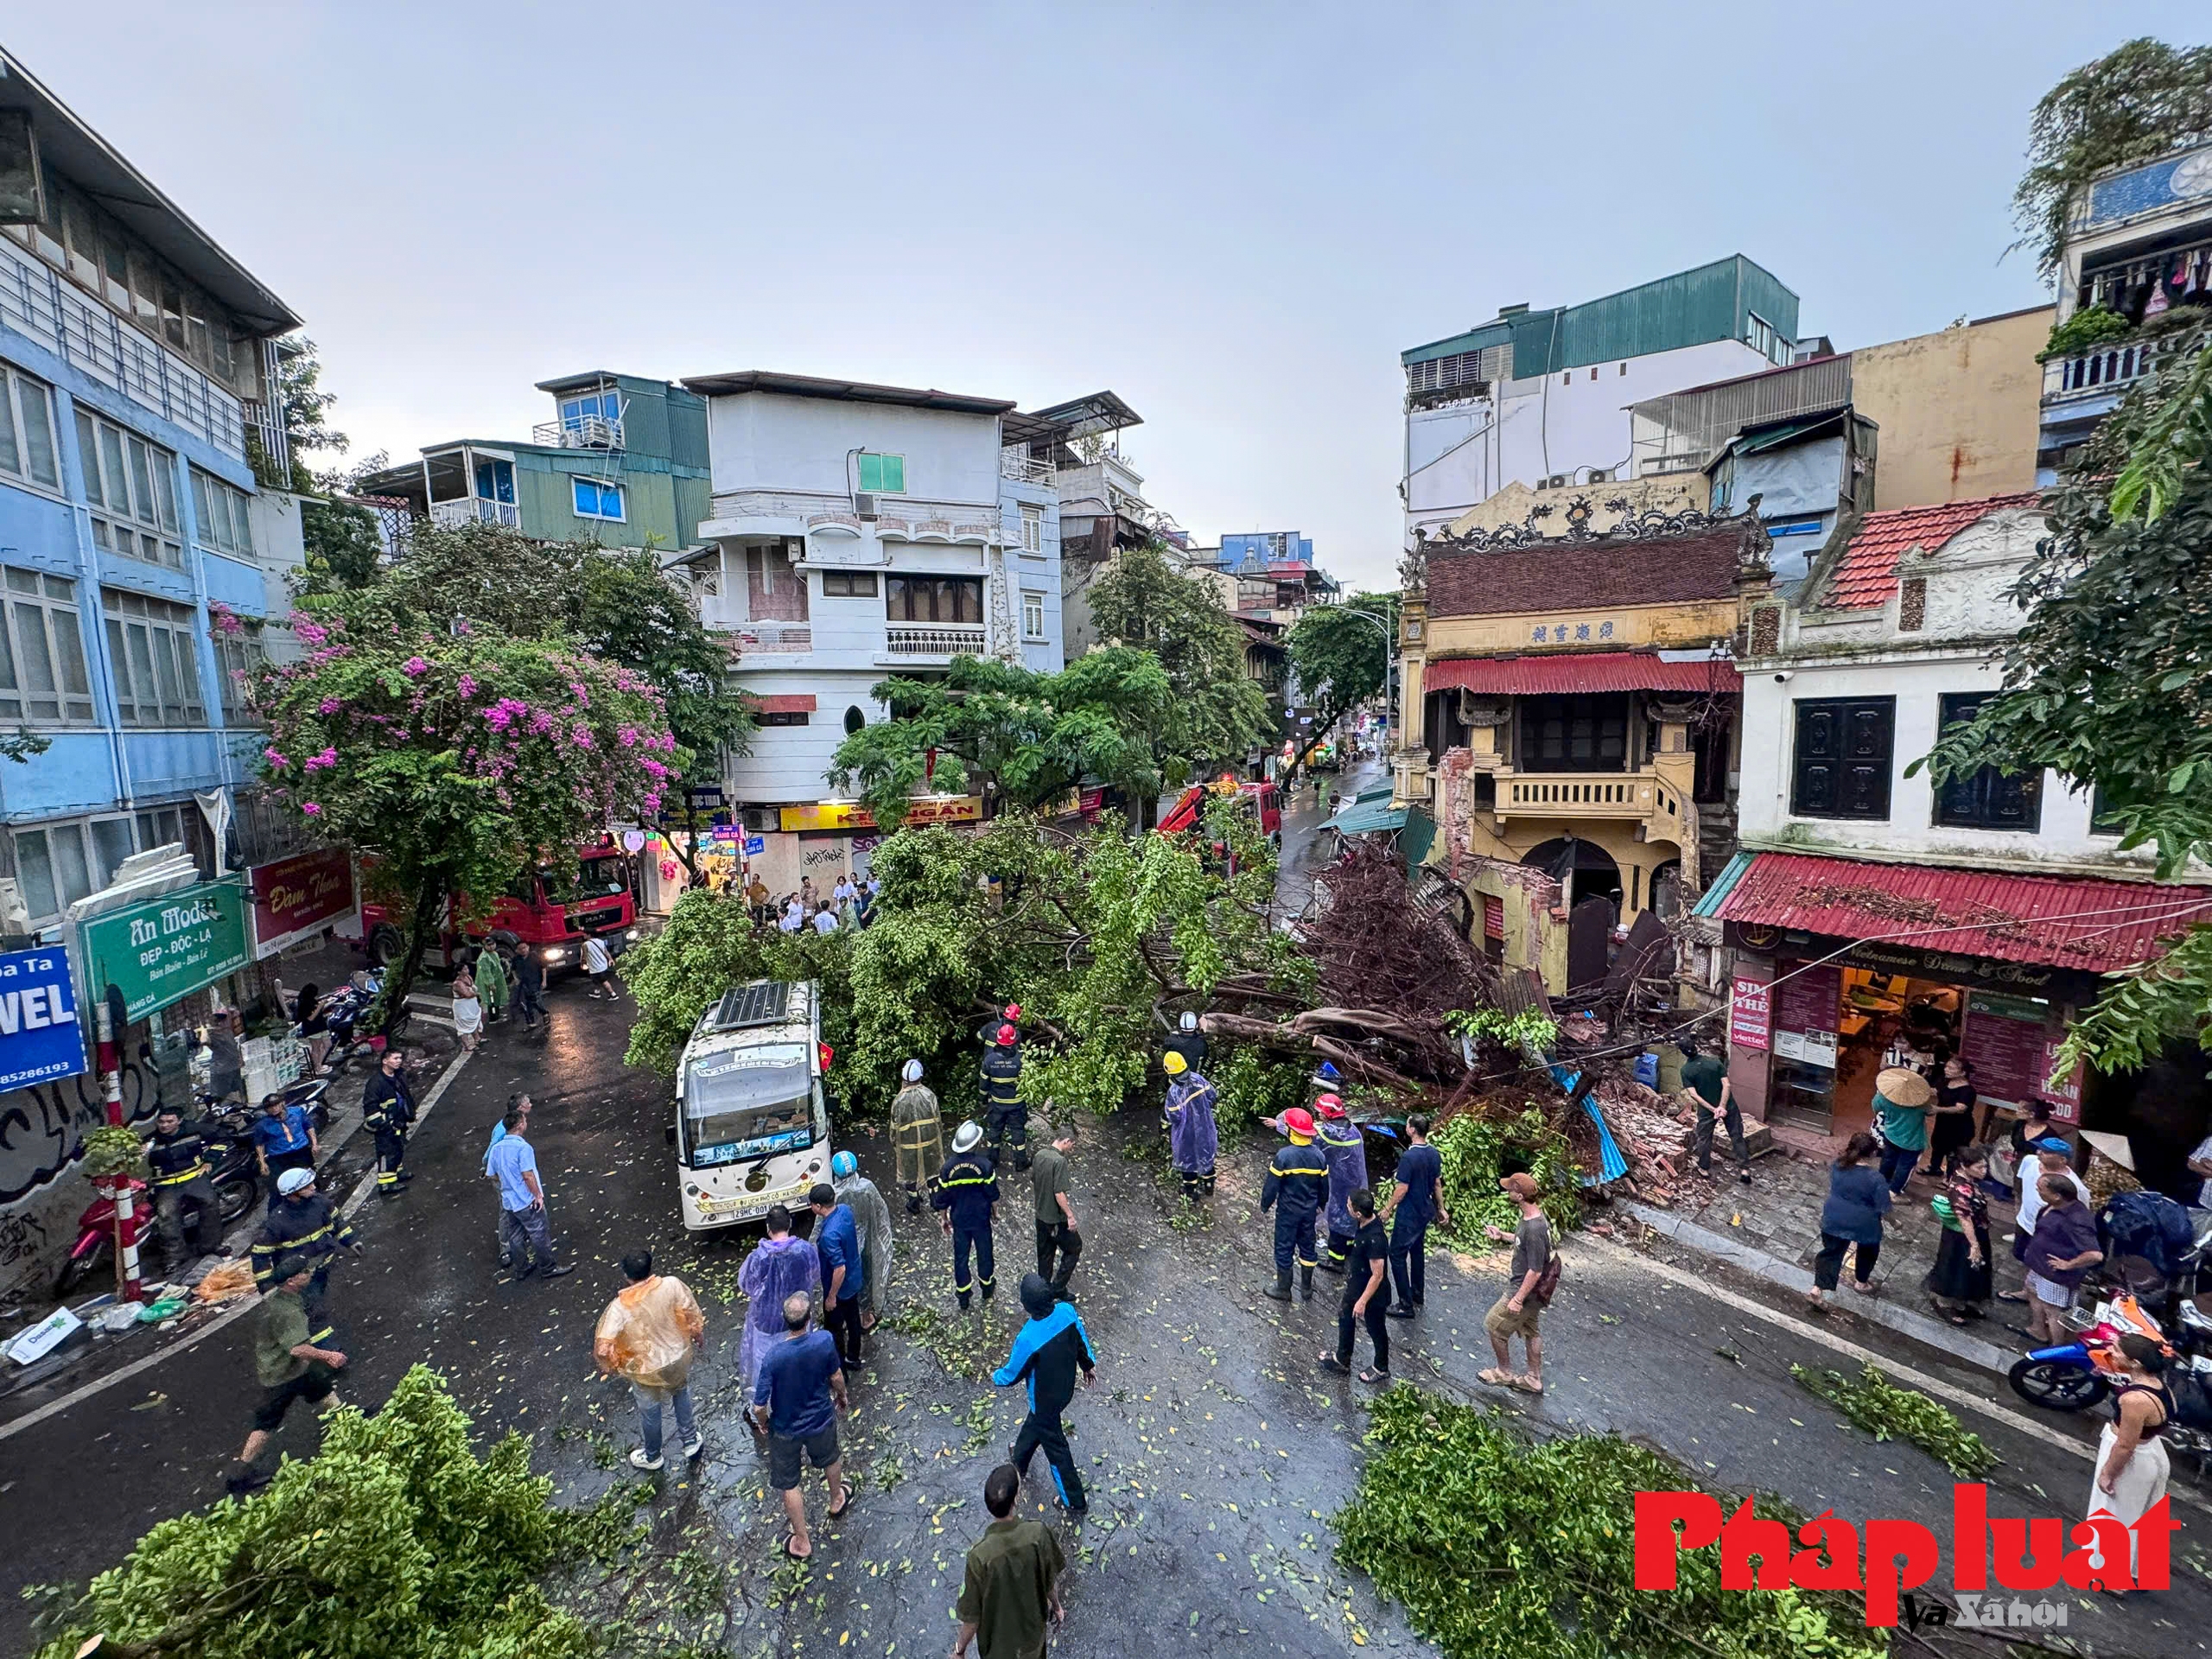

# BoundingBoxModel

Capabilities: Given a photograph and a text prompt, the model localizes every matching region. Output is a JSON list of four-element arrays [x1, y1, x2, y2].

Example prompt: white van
[[672, 980, 834, 1231]]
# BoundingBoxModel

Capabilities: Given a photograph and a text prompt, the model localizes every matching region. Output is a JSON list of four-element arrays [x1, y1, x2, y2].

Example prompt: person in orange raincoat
[[594, 1249, 708, 1471]]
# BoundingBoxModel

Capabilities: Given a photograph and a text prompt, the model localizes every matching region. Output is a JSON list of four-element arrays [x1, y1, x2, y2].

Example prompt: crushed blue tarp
[[1548, 1062, 1630, 1186]]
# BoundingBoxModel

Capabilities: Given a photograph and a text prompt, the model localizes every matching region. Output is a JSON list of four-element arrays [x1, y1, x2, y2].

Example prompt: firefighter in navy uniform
[[1259, 1106, 1330, 1303], [251, 1166, 359, 1341], [931, 1121, 1001, 1310], [980, 1023, 1030, 1172], [144, 1104, 221, 1257], [358, 1049, 417, 1198]]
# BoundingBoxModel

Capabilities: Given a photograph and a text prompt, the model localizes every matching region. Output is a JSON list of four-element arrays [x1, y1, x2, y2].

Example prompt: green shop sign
[[81, 879, 251, 1021]]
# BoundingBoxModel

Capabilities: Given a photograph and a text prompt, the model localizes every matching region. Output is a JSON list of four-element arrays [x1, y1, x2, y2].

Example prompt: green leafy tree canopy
[[1085, 542, 1272, 788], [1286, 592, 1398, 771], [256, 598, 677, 1028], [30, 1367, 629, 1659], [2012, 38, 2212, 278], [828, 650, 1172, 829], [1918, 323, 2212, 1071]]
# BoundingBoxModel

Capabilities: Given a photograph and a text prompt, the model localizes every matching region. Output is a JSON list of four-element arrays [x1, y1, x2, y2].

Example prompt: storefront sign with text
[[1727, 976, 1770, 1052], [80, 879, 251, 1022], [779, 796, 982, 833], [248, 848, 359, 957], [0, 947, 86, 1093]]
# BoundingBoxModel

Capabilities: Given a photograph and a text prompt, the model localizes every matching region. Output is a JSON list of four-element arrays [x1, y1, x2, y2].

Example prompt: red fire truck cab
[[1156, 777, 1282, 849], [359, 840, 639, 974]]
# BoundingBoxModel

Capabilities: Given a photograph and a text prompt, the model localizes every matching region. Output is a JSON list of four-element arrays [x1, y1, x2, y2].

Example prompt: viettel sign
[[80, 879, 251, 1022]]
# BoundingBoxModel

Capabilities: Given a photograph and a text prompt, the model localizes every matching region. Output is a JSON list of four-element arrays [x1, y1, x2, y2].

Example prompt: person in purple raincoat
[[1163, 1051, 1217, 1200], [1313, 1094, 1368, 1274], [738, 1204, 823, 1395]]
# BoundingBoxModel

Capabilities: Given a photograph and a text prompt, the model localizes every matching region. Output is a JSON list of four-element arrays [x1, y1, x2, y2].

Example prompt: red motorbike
[[56, 1139, 260, 1298]]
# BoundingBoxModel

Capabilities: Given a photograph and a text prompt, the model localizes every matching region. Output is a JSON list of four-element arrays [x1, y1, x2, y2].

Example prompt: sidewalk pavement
[[1616, 1143, 2031, 1380]]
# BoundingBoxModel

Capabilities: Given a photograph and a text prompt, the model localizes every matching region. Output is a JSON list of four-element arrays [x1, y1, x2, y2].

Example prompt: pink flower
[[317, 696, 343, 715], [402, 656, 429, 677], [570, 724, 594, 749], [264, 747, 289, 768], [293, 620, 327, 646], [301, 802, 321, 817], [304, 748, 337, 771], [457, 674, 477, 699]]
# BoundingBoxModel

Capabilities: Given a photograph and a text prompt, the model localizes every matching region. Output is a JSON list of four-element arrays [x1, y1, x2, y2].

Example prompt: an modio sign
[[80, 879, 251, 1021], [248, 848, 359, 957]]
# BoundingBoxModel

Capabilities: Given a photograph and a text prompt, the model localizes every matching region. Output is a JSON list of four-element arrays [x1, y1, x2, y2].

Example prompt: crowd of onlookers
[[709, 869, 881, 935]]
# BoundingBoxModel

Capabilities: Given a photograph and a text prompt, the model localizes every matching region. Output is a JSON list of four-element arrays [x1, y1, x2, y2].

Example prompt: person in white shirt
[[810, 906, 839, 935], [832, 875, 857, 907], [779, 898, 804, 933], [582, 935, 619, 1000], [2189, 1135, 2212, 1210]]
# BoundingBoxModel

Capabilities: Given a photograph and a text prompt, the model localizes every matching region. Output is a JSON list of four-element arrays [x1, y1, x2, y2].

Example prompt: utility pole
[[96, 989, 143, 1303]]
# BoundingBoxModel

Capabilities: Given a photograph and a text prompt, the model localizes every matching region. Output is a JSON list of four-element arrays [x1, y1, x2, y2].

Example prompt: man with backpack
[[1480, 1173, 1554, 1395]]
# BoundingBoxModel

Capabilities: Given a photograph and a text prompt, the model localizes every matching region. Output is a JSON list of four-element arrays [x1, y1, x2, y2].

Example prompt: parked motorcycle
[[54, 1110, 264, 1297], [308, 971, 384, 1075], [2008, 1293, 2212, 1462]]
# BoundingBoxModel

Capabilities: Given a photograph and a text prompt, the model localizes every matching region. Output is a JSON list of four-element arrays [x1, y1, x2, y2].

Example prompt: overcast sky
[[3, 6, 2167, 589]]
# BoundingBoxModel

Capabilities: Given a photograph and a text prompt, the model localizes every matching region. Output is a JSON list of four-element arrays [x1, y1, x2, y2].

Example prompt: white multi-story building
[[664, 372, 1068, 887], [1401, 256, 1806, 541], [1704, 492, 2212, 1181]]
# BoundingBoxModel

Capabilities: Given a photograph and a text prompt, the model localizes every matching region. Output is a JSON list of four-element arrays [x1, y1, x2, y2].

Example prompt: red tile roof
[[1423, 651, 1742, 696], [1821, 492, 2042, 611], [1713, 851, 2212, 973]]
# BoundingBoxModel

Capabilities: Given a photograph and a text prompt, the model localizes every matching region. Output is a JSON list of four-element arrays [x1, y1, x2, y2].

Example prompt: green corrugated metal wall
[[1402, 256, 1801, 376]]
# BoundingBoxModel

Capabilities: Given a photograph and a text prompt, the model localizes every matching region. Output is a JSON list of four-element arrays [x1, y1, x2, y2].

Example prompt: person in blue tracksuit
[[1313, 1094, 1368, 1273], [1260, 1107, 1330, 1303], [992, 1272, 1096, 1516]]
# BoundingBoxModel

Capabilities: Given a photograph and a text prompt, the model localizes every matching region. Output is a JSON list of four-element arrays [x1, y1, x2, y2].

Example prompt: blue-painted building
[[0, 51, 307, 933]]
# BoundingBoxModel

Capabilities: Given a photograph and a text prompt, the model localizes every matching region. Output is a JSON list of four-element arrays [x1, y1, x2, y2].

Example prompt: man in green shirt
[[225, 1255, 348, 1495], [954, 1464, 1065, 1659], [1676, 1038, 1750, 1185], [1029, 1117, 1080, 1297]]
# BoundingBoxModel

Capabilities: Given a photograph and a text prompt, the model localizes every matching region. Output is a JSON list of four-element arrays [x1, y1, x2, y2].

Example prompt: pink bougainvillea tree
[[252, 610, 681, 1030]]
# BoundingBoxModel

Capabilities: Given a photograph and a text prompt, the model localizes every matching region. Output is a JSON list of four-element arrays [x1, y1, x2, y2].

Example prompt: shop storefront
[[1705, 852, 2212, 1160]]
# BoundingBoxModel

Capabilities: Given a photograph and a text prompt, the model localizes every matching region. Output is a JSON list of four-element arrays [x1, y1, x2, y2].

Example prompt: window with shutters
[[1790, 696, 1893, 819], [856, 452, 906, 493], [101, 588, 206, 727], [0, 567, 95, 723], [75, 411, 182, 568], [0, 369, 61, 493], [1516, 694, 1629, 772], [189, 469, 257, 557], [1930, 693, 2041, 831]]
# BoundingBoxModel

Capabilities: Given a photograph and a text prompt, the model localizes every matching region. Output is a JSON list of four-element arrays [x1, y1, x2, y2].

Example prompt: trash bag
[[593, 1275, 705, 1391], [2100, 1190, 2196, 1281]]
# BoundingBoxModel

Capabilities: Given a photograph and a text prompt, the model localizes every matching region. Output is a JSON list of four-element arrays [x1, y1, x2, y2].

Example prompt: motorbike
[[54, 1109, 265, 1297], [2007, 1293, 2212, 1463], [308, 971, 385, 1075]]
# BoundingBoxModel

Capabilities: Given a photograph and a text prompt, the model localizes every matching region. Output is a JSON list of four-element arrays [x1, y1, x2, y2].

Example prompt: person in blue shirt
[[1380, 1114, 1449, 1319], [809, 1183, 866, 1366], [750, 1292, 851, 1561], [485, 1105, 574, 1281], [250, 1092, 318, 1211], [992, 1272, 1097, 1516]]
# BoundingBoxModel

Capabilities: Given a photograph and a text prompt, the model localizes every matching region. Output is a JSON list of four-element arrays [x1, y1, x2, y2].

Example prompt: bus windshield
[[682, 1044, 814, 1167], [542, 856, 626, 906]]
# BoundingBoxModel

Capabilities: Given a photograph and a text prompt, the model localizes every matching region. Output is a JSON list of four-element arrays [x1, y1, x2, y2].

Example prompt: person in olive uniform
[[932, 1122, 1001, 1310], [981, 1024, 1029, 1172], [1260, 1107, 1330, 1302], [890, 1058, 944, 1216], [145, 1104, 222, 1257]]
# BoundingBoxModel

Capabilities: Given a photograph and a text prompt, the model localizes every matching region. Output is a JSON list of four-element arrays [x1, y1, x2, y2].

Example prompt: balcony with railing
[[0, 232, 247, 461], [429, 497, 522, 530], [886, 623, 987, 657], [1495, 768, 1686, 830], [2042, 340, 2157, 404], [532, 414, 626, 450], [1001, 448, 1054, 485]]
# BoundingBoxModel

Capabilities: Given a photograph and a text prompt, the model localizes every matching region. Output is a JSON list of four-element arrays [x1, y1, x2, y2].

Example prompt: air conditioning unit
[[853, 493, 879, 520], [1542, 474, 1569, 490], [741, 807, 777, 834]]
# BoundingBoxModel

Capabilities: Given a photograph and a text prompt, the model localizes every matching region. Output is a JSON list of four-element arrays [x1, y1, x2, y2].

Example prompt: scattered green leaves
[[1789, 1363, 1999, 1478]]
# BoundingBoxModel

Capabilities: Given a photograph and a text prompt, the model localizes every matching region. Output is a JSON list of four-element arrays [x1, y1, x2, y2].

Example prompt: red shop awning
[[1710, 850, 2212, 974], [1421, 651, 1741, 696], [747, 694, 817, 714]]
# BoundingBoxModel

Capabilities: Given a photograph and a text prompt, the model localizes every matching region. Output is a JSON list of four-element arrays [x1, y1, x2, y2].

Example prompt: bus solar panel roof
[[709, 982, 792, 1031]]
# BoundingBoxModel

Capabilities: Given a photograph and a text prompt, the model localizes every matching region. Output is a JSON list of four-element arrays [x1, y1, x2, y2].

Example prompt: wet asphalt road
[[3, 779, 2209, 1656]]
